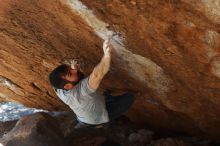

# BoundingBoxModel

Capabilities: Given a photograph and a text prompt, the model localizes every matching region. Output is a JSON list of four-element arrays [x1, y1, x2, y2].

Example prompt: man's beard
[[69, 70, 85, 86]]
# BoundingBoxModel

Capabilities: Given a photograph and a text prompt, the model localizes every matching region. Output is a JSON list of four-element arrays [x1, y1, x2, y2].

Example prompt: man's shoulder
[[54, 77, 92, 97], [80, 77, 89, 84], [55, 88, 75, 97], [79, 77, 97, 95]]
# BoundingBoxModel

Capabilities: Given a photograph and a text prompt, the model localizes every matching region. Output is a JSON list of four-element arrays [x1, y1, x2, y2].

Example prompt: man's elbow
[[92, 68, 105, 79]]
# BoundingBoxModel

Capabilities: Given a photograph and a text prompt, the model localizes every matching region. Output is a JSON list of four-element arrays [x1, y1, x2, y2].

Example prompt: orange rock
[[0, 0, 220, 143]]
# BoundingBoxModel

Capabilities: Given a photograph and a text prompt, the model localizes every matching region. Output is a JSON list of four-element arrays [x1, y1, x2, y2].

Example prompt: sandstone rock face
[[0, 112, 64, 146], [1, 0, 220, 142], [150, 138, 192, 146]]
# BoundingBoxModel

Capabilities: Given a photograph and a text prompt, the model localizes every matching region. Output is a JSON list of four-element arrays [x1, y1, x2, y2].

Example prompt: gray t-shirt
[[55, 77, 109, 125]]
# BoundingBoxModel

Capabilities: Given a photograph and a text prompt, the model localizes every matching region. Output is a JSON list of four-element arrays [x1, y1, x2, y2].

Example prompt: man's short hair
[[49, 64, 70, 89]]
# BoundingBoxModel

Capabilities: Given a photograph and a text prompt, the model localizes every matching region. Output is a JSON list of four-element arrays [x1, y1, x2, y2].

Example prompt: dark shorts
[[75, 91, 135, 128], [104, 91, 135, 120]]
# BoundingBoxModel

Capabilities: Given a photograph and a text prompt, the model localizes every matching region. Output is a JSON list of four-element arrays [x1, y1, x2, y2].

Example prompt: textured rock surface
[[1, 0, 220, 142], [150, 138, 192, 146], [0, 113, 213, 146], [0, 112, 64, 146], [0, 120, 17, 138]]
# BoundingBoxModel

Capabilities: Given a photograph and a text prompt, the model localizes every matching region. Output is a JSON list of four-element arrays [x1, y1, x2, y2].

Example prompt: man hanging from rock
[[49, 39, 135, 128]]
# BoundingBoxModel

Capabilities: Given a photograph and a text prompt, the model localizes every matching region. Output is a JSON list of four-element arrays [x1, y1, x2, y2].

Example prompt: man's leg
[[104, 91, 135, 120]]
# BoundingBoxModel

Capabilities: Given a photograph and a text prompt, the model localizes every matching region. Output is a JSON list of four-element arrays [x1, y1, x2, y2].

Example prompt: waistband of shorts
[[77, 118, 106, 128]]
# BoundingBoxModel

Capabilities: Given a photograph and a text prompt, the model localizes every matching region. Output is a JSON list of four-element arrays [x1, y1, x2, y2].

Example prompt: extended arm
[[88, 39, 112, 90]]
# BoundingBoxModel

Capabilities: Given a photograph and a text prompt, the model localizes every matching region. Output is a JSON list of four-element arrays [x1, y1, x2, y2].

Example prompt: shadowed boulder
[[0, 112, 65, 146]]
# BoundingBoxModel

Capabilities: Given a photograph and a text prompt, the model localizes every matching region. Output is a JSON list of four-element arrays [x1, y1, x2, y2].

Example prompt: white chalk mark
[[203, 30, 220, 79], [211, 57, 220, 79], [201, 0, 220, 24], [0, 92, 8, 98], [204, 30, 219, 60], [0, 76, 25, 96]]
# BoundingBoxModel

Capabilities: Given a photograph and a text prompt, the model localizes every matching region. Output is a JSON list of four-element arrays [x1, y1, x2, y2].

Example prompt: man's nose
[[70, 69, 77, 73]]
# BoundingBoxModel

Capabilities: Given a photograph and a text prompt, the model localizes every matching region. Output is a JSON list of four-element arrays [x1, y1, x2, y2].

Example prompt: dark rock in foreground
[[0, 120, 17, 138], [0, 112, 214, 146], [0, 112, 65, 146]]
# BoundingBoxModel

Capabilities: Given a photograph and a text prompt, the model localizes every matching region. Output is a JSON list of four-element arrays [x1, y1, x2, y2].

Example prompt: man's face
[[62, 67, 79, 89], [65, 67, 79, 82]]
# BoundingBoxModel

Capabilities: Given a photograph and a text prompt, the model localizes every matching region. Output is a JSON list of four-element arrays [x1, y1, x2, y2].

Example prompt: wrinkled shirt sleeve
[[80, 77, 96, 96]]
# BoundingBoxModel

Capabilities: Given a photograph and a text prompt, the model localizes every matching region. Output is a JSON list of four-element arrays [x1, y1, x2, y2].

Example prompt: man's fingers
[[104, 39, 109, 43], [104, 39, 111, 48], [104, 40, 109, 47], [103, 40, 108, 48], [103, 38, 113, 55]]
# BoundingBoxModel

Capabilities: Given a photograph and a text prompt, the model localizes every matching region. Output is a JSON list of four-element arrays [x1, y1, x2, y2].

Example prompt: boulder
[[0, 112, 65, 146], [0, 120, 17, 138], [150, 138, 192, 146], [1, 0, 220, 142]]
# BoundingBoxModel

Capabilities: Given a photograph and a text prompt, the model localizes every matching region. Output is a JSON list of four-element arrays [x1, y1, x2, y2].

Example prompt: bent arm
[[88, 40, 112, 90]]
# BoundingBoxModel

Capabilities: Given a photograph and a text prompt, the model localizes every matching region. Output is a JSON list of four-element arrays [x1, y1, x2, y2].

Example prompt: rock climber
[[49, 39, 135, 128]]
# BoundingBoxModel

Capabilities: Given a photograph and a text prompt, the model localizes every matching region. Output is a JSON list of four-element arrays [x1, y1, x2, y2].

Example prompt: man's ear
[[64, 83, 74, 90]]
